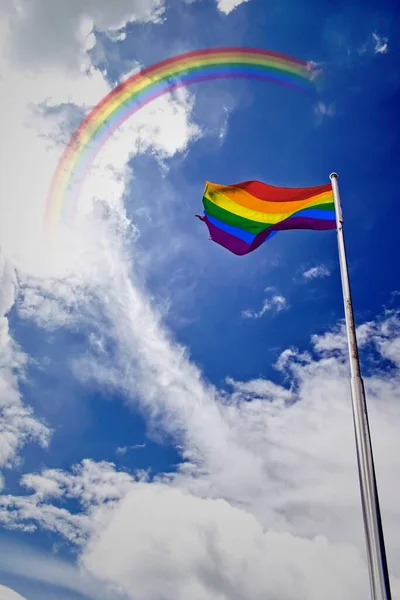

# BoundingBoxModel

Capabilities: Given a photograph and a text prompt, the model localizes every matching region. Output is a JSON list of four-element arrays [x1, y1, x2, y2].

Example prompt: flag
[[197, 180, 335, 255]]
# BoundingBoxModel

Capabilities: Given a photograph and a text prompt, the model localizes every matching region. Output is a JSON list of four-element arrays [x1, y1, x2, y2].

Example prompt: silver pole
[[330, 173, 392, 600]]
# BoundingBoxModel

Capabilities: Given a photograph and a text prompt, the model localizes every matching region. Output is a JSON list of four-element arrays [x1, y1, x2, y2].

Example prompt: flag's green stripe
[[203, 196, 270, 234], [311, 202, 335, 211]]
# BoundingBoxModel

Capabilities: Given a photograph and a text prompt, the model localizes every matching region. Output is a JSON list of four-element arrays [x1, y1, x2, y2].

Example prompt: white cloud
[[372, 33, 389, 54], [0, 459, 142, 544], [0, 585, 26, 600], [311, 319, 385, 355], [0, 404, 49, 469], [358, 33, 389, 56], [0, 0, 164, 71], [116, 444, 146, 455], [2, 310, 400, 598], [302, 266, 331, 280], [0, 251, 50, 468], [184, 0, 250, 13], [242, 287, 288, 318], [0, 494, 91, 542], [21, 459, 136, 507], [82, 483, 373, 600], [0, 48, 110, 278], [216, 0, 250, 15], [226, 377, 292, 403]]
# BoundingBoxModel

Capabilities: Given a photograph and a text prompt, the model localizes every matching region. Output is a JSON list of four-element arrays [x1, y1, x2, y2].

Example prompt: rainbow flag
[[198, 180, 335, 255]]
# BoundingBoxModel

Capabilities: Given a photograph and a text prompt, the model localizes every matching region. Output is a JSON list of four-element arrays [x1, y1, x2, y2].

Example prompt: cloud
[[82, 483, 373, 600], [0, 0, 165, 71], [0, 585, 26, 600], [104, 29, 128, 43], [0, 41, 110, 277], [302, 265, 331, 280], [311, 318, 384, 355], [314, 102, 335, 120], [0, 494, 91, 542], [0, 251, 50, 469], [2, 309, 400, 598], [242, 287, 288, 318], [216, 0, 250, 15], [184, 0, 250, 13], [358, 33, 389, 56], [0, 459, 142, 544], [21, 459, 136, 507], [116, 444, 146, 455], [372, 33, 389, 55]]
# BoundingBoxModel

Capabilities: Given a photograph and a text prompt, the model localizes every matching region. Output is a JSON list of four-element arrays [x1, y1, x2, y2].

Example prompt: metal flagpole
[[330, 173, 392, 600]]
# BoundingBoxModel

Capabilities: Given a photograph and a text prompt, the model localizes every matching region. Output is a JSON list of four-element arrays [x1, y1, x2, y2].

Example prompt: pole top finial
[[330, 172, 338, 180]]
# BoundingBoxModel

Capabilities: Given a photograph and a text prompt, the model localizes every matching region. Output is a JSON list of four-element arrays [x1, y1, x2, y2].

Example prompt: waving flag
[[198, 180, 335, 255]]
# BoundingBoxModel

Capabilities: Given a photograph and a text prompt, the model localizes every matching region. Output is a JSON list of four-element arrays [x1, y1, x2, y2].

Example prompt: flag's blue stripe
[[294, 208, 335, 220], [205, 212, 257, 244]]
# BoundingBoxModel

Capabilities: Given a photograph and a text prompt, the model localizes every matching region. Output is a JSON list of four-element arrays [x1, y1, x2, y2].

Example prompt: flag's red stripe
[[233, 181, 332, 202]]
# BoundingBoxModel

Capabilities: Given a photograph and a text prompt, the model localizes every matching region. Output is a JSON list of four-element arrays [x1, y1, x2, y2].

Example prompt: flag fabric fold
[[197, 180, 335, 255]]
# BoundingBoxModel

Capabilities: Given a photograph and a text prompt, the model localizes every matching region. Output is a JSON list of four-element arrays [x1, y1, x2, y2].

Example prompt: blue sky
[[0, 0, 399, 599]]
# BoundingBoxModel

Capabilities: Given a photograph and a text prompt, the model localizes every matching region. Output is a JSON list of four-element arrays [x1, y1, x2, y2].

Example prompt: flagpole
[[330, 173, 392, 600]]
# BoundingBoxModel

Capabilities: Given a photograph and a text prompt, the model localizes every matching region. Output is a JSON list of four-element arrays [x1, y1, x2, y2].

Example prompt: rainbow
[[45, 47, 317, 228]]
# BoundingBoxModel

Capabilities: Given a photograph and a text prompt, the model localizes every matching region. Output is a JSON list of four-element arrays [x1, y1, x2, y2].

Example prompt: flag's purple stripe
[[271, 216, 336, 231], [199, 216, 251, 255]]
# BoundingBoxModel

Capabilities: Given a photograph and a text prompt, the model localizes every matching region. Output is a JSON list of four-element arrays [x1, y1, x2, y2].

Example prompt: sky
[[0, 0, 399, 598]]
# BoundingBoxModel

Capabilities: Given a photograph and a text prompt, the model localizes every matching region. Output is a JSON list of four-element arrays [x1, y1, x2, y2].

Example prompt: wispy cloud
[[242, 287, 288, 319], [314, 101, 335, 120], [358, 33, 389, 56], [302, 265, 331, 280], [372, 33, 389, 55], [0, 538, 126, 600], [116, 444, 146, 455]]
